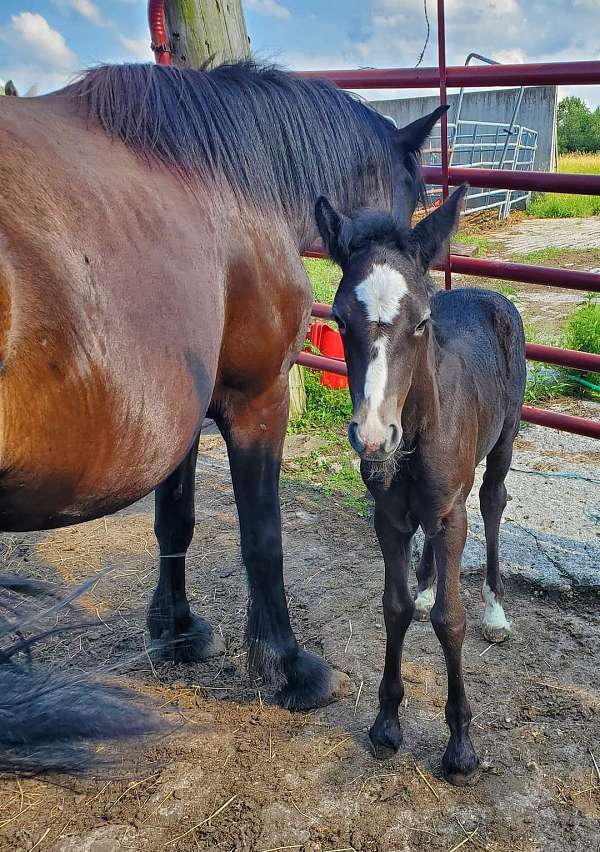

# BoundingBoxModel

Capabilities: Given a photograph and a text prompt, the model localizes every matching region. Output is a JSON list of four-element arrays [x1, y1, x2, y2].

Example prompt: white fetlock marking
[[414, 586, 435, 612], [482, 581, 511, 633]]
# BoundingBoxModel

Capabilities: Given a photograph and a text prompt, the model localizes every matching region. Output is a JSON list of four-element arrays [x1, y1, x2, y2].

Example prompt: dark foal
[[315, 186, 526, 784]]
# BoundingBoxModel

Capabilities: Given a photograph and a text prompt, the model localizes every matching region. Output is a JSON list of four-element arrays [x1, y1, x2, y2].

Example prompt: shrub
[[565, 294, 600, 385]]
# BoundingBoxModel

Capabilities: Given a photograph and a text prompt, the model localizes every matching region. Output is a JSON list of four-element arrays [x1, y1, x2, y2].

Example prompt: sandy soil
[[1, 435, 599, 852]]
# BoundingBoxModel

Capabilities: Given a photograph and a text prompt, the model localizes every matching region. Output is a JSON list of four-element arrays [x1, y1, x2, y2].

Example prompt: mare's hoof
[[276, 650, 351, 711], [442, 737, 480, 786], [149, 615, 225, 663], [482, 622, 511, 643], [369, 713, 402, 759]]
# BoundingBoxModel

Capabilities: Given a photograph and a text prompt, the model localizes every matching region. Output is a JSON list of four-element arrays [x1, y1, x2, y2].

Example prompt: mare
[[0, 61, 445, 761], [315, 186, 526, 784]]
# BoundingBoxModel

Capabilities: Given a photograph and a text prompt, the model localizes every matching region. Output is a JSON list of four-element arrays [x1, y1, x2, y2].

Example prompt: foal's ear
[[315, 196, 353, 266], [394, 105, 449, 154], [411, 184, 469, 270]]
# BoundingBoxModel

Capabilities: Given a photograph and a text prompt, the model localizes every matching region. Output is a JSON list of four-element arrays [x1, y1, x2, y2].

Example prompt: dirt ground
[[1, 431, 599, 852]]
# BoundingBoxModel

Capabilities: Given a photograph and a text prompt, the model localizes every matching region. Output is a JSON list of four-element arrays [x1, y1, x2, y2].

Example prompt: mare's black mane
[[68, 62, 424, 228]]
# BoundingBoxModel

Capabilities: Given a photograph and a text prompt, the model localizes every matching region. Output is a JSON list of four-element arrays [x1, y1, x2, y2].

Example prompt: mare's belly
[[0, 352, 212, 532]]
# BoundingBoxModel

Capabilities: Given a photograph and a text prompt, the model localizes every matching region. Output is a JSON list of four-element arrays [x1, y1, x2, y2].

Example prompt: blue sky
[[1, 0, 599, 105]]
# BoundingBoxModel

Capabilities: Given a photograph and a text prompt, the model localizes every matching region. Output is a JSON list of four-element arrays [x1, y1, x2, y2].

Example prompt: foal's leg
[[479, 430, 514, 642], [219, 377, 350, 710], [148, 435, 225, 661], [369, 503, 418, 758], [413, 538, 436, 621], [430, 502, 479, 785]]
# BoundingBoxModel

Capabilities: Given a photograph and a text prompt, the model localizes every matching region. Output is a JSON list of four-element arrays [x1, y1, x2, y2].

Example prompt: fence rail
[[298, 60, 600, 89]]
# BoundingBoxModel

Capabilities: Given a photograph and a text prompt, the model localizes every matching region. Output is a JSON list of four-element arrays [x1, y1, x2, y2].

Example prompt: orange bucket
[[318, 325, 348, 390], [305, 322, 348, 389]]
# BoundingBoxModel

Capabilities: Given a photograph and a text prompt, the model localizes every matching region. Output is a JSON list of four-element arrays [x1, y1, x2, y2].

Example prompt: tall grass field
[[527, 152, 600, 218]]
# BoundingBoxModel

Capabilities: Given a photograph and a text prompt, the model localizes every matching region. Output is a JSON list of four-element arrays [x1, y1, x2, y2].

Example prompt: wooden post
[[164, 0, 249, 67], [163, 0, 307, 421]]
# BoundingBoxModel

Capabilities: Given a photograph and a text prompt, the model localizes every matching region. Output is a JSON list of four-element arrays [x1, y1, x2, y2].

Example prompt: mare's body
[[0, 61, 443, 717]]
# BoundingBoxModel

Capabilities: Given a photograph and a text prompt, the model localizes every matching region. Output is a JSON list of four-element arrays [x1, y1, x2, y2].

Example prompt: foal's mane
[[67, 61, 424, 228]]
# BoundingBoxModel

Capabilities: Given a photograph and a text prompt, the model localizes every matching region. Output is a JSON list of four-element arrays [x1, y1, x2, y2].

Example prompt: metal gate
[[427, 52, 539, 218], [425, 119, 538, 216]]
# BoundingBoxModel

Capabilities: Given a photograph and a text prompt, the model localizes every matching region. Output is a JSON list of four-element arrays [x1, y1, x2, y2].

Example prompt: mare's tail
[[0, 575, 162, 774]]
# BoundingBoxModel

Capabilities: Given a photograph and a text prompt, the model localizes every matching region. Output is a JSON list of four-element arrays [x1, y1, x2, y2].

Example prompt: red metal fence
[[298, 0, 600, 440]]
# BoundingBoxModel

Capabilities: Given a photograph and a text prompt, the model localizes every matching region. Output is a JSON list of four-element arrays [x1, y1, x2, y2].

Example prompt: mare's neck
[[401, 328, 441, 447]]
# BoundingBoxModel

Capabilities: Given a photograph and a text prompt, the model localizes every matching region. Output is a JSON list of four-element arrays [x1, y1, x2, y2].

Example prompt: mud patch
[[1, 436, 599, 851]]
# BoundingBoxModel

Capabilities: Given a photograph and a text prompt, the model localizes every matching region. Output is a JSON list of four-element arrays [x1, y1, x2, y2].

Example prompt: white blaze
[[364, 337, 388, 406], [355, 263, 408, 323], [354, 264, 408, 447]]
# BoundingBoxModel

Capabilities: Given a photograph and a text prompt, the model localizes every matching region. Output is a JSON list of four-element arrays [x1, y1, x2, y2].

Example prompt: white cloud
[[246, 0, 291, 21], [10, 13, 76, 69], [52, 0, 105, 26], [494, 48, 526, 65], [118, 35, 153, 61]]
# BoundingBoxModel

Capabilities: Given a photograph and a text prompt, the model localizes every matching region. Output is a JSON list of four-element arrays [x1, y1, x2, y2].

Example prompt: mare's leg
[[479, 429, 514, 642], [148, 435, 225, 661], [430, 501, 479, 785], [413, 538, 436, 621], [219, 376, 350, 710], [369, 502, 418, 758]]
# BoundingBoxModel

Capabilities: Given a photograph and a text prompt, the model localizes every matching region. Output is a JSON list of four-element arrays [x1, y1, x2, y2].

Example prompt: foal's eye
[[414, 317, 429, 336]]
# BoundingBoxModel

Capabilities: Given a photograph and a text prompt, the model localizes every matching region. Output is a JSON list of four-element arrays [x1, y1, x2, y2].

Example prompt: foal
[[316, 186, 526, 784]]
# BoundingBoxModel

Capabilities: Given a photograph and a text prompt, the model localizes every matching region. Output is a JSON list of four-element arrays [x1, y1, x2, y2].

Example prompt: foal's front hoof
[[149, 614, 225, 663], [442, 736, 480, 786], [369, 711, 402, 759], [276, 650, 352, 711]]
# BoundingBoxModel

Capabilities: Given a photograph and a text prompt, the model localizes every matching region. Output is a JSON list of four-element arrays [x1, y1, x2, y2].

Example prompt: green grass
[[524, 364, 572, 404], [288, 366, 352, 433], [509, 246, 600, 265], [303, 257, 340, 304], [283, 431, 368, 515], [526, 195, 600, 218], [565, 293, 600, 386], [523, 294, 600, 402], [453, 233, 500, 254], [559, 153, 600, 174], [496, 283, 518, 302], [526, 152, 600, 218]]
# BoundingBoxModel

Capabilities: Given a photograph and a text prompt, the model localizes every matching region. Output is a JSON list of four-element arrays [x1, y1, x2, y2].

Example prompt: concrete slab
[[462, 417, 600, 590]]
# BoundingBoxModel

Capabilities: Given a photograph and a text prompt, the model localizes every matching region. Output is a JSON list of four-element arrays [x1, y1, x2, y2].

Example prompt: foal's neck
[[402, 329, 440, 446]]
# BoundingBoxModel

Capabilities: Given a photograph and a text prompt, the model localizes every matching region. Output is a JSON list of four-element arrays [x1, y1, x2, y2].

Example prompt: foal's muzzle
[[348, 422, 401, 461]]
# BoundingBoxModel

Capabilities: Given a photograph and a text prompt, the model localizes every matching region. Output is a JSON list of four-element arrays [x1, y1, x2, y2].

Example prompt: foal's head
[[315, 185, 467, 462]]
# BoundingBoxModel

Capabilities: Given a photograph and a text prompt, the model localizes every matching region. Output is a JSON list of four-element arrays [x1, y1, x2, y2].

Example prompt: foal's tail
[[0, 575, 162, 775]]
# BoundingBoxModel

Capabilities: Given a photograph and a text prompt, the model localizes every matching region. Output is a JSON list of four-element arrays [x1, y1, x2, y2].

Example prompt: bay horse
[[0, 60, 445, 745], [315, 186, 526, 784]]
